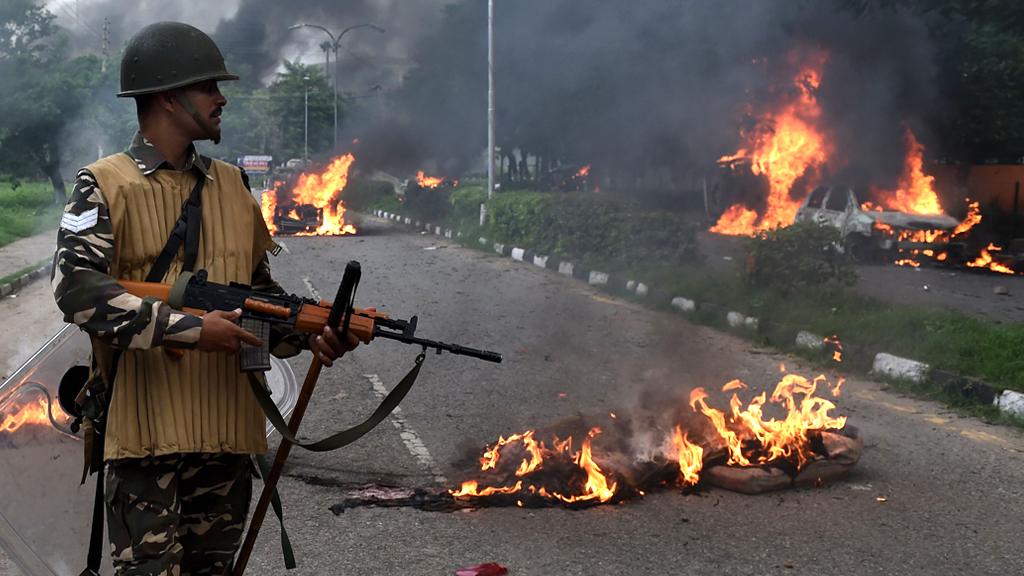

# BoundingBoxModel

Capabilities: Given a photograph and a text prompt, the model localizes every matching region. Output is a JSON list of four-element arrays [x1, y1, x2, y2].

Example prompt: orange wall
[[932, 164, 1024, 214]]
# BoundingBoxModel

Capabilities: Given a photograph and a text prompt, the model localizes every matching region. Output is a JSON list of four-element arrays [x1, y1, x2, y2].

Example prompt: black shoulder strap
[[146, 158, 209, 282]]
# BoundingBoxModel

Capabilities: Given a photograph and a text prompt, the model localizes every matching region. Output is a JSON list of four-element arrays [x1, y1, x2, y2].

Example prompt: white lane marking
[[364, 373, 447, 485], [302, 277, 321, 300], [277, 240, 291, 254]]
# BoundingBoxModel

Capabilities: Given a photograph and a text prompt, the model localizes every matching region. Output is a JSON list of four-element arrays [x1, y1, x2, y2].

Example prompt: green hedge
[[488, 192, 698, 266]]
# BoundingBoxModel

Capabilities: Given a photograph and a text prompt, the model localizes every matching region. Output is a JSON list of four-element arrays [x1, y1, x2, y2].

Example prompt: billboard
[[238, 155, 273, 174]]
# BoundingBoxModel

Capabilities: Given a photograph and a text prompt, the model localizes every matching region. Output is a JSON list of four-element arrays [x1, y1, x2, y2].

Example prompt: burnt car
[[273, 202, 322, 234], [795, 184, 961, 261]]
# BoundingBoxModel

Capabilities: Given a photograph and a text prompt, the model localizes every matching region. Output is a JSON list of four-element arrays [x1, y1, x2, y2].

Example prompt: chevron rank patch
[[60, 207, 99, 233]]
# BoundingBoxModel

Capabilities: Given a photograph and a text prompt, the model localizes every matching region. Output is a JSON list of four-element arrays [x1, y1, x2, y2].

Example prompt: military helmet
[[118, 21, 239, 97]]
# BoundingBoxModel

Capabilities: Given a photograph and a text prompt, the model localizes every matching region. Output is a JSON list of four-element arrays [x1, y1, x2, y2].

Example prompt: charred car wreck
[[795, 184, 961, 262]]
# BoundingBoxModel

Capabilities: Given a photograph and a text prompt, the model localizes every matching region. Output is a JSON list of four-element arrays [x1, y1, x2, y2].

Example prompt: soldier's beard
[[207, 122, 222, 145]]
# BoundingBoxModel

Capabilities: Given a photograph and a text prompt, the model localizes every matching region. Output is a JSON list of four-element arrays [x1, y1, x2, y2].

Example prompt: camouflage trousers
[[104, 453, 253, 576]]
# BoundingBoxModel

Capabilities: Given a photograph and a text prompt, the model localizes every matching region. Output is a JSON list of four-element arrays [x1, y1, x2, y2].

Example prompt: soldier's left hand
[[309, 326, 359, 367]]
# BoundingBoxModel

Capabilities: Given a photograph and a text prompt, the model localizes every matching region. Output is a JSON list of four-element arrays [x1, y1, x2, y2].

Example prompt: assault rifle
[[123, 261, 501, 575], [119, 266, 503, 369]]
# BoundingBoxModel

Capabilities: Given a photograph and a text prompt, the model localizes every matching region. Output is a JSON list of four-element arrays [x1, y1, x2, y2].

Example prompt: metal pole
[[487, 0, 495, 200], [304, 80, 309, 165], [333, 46, 339, 152]]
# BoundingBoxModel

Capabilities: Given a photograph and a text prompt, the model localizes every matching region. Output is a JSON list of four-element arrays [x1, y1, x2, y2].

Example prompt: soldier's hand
[[197, 309, 262, 353], [309, 325, 359, 367]]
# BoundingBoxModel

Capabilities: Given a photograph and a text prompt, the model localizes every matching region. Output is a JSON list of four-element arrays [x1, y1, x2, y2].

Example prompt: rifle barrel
[[373, 330, 502, 363]]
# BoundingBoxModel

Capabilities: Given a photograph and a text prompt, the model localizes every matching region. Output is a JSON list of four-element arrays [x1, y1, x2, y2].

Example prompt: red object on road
[[455, 562, 509, 576]]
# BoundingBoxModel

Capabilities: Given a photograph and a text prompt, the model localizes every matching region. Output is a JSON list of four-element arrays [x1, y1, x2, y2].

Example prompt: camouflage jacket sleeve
[[51, 169, 204, 349], [251, 253, 309, 359]]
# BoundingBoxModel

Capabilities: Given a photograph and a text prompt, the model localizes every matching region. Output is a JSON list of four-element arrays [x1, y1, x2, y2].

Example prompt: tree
[[0, 1, 99, 203], [263, 61, 336, 164]]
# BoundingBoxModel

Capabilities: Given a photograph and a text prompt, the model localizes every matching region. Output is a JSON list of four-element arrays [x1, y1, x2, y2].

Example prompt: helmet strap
[[173, 90, 220, 145]]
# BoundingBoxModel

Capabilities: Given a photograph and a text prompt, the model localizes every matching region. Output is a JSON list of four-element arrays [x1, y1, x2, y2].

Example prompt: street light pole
[[289, 23, 385, 153], [303, 76, 310, 165], [487, 0, 495, 200]]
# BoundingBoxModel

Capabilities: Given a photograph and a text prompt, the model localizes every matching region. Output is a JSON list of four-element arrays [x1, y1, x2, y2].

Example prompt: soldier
[[51, 22, 356, 575]]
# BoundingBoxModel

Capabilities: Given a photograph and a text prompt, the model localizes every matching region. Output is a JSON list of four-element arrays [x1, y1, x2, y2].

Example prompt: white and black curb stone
[[0, 263, 49, 299], [372, 209, 1024, 421], [795, 330, 825, 351], [996, 390, 1024, 419], [671, 297, 696, 312], [871, 352, 929, 383]]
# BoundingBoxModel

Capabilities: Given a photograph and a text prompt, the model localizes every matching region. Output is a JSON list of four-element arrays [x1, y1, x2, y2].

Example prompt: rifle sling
[[247, 353, 425, 452]]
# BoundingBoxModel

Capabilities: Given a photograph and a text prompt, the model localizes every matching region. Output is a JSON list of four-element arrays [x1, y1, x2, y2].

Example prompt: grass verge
[[0, 259, 49, 288], [0, 180, 62, 247]]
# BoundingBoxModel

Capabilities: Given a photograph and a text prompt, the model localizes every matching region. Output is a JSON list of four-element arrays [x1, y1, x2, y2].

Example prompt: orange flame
[[672, 426, 704, 486], [1, 396, 52, 433], [967, 244, 1016, 275], [576, 165, 591, 178], [871, 129, 943, 215], [692, 371, 846, 470], [711, 55, 829, 236], [452, 369, 848, 504], [824, 335, 843, 363], [710, 205, 759, 235], [260, 190, 278, 235], [451, 427, 618, 504], [416, 170, 444, 189], [292, 154, 358, 236], [952, 200, 982, 236]]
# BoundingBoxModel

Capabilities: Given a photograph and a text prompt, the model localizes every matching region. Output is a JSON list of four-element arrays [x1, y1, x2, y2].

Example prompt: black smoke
[[375, 0, 945, 199]]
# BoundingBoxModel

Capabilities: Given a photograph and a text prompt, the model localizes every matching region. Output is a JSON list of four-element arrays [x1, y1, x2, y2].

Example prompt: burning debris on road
[[442, 367, 859, 509], [328, 367, 861, 514], [260, 154, 358, 236]]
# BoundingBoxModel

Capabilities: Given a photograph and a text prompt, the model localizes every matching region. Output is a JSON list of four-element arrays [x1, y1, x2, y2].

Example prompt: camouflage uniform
[[105, 453, 251, 576], [52, 132, 303, 575]]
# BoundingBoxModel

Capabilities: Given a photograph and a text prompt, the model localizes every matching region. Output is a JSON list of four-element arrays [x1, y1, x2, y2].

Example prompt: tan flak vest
[[86, 153, 275, 460]]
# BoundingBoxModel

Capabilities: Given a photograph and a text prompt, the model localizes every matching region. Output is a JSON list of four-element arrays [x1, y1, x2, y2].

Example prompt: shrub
[[344, 178, 394, 211], [448, 185, 488, 225], [486, 192, 698, 266], [743, 221, 856, 290]]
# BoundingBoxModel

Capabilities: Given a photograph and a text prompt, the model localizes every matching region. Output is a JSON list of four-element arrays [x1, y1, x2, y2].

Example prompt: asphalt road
[[1, 217, 1023, 575]]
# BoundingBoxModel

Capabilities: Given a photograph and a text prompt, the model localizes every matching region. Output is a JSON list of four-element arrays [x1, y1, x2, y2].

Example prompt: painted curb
[[795, 330, 825, 351], [0, 263, 49, 300], [871, 353, 929, 384], [370, 209, 1022, 419], [996, 390, 1024, 418]]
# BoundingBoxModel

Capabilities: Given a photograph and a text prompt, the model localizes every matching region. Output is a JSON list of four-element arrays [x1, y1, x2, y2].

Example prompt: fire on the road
[[0, 396, 52, 433], [261, 154, 358, 236], [451, 368, 849, 506]]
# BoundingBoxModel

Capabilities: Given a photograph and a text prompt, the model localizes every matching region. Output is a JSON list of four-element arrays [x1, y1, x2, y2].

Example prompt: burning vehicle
[[538, 164, 591, 192], [402, 170, 457, 196], [261, 154, 359, 236], [706, 49, 1019, 274], [795, 184, 960, 262]]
